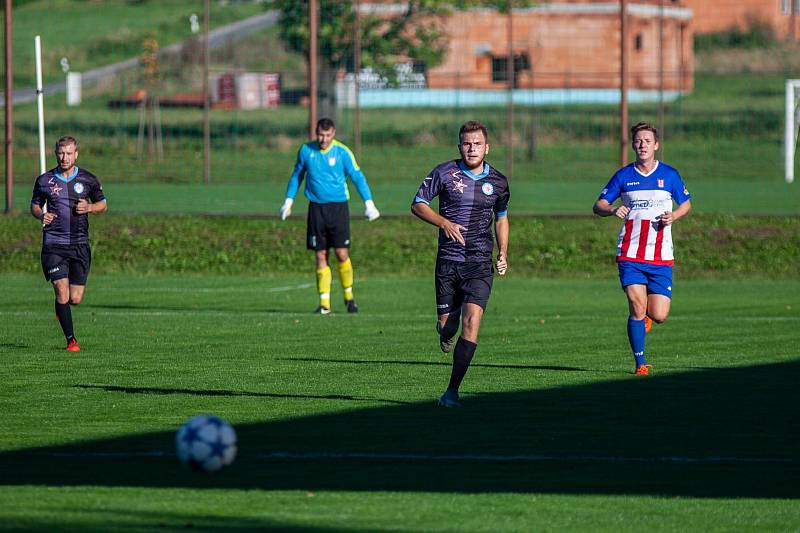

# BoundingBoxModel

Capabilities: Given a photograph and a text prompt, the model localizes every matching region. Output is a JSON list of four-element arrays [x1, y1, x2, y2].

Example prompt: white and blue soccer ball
[[175, 415, 237, 472]]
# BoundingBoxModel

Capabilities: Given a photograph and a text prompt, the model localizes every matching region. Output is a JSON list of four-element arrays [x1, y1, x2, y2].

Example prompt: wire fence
[[2, 1, 800, 215]]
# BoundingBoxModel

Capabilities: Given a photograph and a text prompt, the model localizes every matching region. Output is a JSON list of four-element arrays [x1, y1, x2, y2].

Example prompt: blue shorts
[[618, 261, 672, 298]]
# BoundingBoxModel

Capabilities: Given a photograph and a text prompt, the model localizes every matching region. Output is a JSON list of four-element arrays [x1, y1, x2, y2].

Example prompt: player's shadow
[[2, 360, 798, 499], [73, 384, 409, 405], [282, 356, 589, 372]]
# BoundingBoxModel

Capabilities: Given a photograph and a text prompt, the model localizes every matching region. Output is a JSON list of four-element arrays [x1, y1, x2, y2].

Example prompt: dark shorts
[[307, 201, 351, 251], [41, 244, 92, 285], [618, 261, 673, 298], [435, 258, 494, 315]]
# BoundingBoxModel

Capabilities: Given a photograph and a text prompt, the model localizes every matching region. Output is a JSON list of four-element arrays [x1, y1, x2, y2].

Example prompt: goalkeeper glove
[[364, 199, 380, 221], [279, 198, 294, 220]]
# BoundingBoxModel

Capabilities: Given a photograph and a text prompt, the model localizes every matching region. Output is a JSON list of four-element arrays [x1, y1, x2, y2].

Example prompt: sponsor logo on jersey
[[328, 156, 336, 166], [451, 177, 467, 194], [481, 182, 494, 196], [50, 184, 63, 195], [657, 179, 664, 188], [73, 182, 84, 194], [629, 199, 654, 209], [626, 181, 640, 186]]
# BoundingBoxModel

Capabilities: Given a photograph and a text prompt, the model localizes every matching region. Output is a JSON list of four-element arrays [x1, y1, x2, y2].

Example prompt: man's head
[[630, 122, 659, 163], [458, 121, 490, 171], [316, 118, 336, 150], [54, 136, 79, 173]]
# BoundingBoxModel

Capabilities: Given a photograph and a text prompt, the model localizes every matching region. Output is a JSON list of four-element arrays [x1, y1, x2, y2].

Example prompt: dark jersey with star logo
[[413, 160, 510, 263], [31, 167, 106, 246]]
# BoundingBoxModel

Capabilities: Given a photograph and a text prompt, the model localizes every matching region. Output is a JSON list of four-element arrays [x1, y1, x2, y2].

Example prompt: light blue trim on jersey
[[457, 160, 490, 180], [495, 210, 508, 217], [414, 196, 429, 204], [55, 166, 79, 183]]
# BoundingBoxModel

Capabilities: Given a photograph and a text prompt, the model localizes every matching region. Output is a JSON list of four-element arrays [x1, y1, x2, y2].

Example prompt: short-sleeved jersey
[[413, 160, 510, 263], [598, 161, 690, 266], [285, 139, 373, 204], [31, 167, 106, 246]]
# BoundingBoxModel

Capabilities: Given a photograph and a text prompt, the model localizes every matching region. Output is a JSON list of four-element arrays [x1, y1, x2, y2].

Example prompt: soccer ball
[[175, 415, 237, 472]]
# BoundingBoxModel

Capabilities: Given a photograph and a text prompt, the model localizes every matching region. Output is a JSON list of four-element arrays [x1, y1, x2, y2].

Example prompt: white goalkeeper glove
[[364, 199, 380, 221], [279, 198, 294, 220]]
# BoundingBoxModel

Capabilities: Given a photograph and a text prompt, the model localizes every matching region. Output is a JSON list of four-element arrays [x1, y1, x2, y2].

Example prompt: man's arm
[[660, 199, 691, 226], [593, 198, 629, 219], [280, 147, 306, 219], [495, 215, 509, 275], [411, 202, 465, 245], [31, 202, 57, 225], [76, 199, 107, 215]]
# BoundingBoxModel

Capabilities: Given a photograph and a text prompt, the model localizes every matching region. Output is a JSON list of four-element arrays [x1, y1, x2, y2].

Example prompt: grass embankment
[[2, 214, 797, 278]]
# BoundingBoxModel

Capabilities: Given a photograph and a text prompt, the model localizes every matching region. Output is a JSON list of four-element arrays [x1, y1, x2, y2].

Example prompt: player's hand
[[659, 211, 674, 226], [613, 205, 630, 219], [364, 200, 380, 221], [41, 212, 57, 225], [279, 198, 294, 220], [75, 199, 91, 215], [440, 219, 466, 245], [496, 253, 508, 276]]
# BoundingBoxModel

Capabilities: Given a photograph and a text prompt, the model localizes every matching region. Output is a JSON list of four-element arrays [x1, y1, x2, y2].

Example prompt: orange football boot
[[644, 316, 653, 334], [66, 339, 81, 352], [634, 364, 651, 376]]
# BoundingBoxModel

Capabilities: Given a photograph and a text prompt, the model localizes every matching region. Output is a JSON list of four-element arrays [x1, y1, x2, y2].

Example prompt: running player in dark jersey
[[411, 121, 510, 408], [30, 136, 107, 352]]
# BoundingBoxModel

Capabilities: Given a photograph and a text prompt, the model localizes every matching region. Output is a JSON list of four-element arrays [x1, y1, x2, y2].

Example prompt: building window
[[783, 0, 800, 15], [635, 34, 643, 51], [491, 53, 530, 82]]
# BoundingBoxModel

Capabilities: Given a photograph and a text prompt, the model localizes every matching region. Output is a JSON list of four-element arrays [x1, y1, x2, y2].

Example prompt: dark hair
[[55, 135, 79, 151], [630, 122, 659, 142], [459, 121, 488, 143], [316, 118, 336, 132]]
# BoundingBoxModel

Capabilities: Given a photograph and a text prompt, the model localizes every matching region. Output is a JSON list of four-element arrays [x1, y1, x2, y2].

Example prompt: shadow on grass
[[73, 384, 409, 405], [281, 356, 589, 372], [2, 361, 798, 499]]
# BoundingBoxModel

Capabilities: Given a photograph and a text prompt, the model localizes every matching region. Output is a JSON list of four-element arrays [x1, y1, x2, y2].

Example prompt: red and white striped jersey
[[598, 161, 691, 266]]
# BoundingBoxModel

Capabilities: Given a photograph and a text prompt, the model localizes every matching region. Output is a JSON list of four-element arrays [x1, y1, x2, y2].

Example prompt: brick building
[[425, 2, 693, 92], [681, 0, 800, 38]]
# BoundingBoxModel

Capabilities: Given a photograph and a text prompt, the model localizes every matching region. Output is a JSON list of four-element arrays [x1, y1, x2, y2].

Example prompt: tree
[[274, 0, 453, 120]]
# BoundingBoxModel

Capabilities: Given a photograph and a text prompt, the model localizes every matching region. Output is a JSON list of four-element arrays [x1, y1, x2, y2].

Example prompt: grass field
[[1, 273, 798, 531]]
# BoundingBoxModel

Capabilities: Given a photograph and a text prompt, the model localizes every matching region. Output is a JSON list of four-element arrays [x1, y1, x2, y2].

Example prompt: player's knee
[[651, 313, 668, 324], [69, 295, 83, 305]]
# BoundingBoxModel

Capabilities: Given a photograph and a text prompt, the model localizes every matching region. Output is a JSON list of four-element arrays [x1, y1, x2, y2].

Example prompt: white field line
[[5, 450, 798, 464], [99, 283, 314, 293]]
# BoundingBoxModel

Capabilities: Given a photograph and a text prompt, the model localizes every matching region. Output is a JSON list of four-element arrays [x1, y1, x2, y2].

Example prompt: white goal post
[[786, 79, 800, 184]]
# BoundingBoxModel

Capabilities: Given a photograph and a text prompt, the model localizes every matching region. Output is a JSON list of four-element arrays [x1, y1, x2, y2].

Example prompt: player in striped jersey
[[593, 122, 692, 375], [279, 118, 380, 314]]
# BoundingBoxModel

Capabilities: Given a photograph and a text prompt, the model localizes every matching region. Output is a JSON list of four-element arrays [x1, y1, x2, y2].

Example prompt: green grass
[[1, 215, 798, 278], [0, 273, 799, 531], [9, 0, 265, 89]]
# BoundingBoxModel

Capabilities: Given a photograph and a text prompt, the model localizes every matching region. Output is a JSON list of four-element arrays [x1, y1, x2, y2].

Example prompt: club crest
[[657, 179, 664, 188], [482, 182, 494, 196], [73, 182, 85, 194], [328, 156, 336, 166]]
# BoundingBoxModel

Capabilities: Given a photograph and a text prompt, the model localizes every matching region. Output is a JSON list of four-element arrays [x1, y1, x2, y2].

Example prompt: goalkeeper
[[279, 118, 380, 314]]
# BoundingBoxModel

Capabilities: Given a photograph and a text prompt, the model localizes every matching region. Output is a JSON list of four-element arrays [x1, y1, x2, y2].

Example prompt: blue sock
[[627, 317, 647, 366]]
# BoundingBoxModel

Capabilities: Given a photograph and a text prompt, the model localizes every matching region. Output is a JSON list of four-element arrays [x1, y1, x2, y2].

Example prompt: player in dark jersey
[[30, 136, 107, 352], [411, 121, 510, 408]]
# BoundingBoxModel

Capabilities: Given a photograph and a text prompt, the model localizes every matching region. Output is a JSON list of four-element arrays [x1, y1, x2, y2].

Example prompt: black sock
[[447, 337, 477, 392], [55, 300, 74, 342]]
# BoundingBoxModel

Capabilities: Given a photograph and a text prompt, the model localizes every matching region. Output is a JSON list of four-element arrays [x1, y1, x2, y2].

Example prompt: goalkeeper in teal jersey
[[280, 118, 380, 314]]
